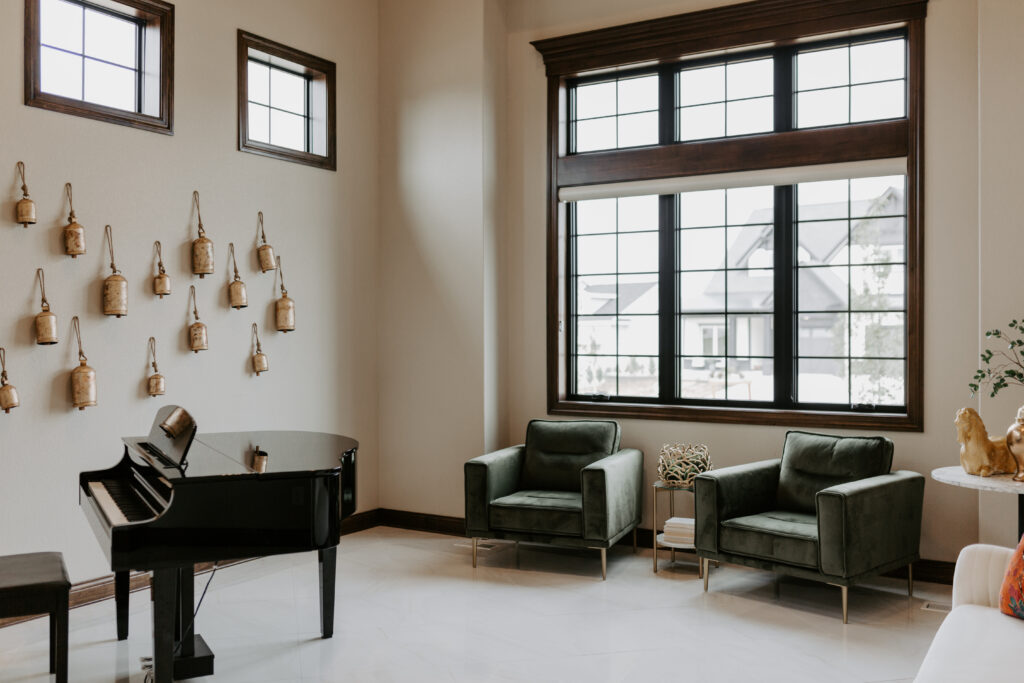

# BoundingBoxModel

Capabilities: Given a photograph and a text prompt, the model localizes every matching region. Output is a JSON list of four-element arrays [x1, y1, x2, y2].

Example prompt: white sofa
[[915, 543, 1024, 682]]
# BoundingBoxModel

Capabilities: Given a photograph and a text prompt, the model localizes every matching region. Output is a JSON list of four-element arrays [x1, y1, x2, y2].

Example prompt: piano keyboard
[[88, 479, 156, 525]]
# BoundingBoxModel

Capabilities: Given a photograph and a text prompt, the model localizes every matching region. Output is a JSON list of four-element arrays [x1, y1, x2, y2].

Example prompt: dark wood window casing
[[24, 0, 174, 134], [237, 30, 336, 171], [532, 0, 927, 431]]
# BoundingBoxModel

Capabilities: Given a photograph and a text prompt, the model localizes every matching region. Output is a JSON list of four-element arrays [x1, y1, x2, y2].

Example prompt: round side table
[[932, 465, 1024, 539], [652, 480, 702, 577]]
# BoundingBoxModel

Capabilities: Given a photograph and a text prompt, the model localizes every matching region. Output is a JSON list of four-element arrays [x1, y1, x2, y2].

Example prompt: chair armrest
[[581, 448, 643, 543], [816, 470, 924, 578], [952, 543, 1015, 609], [464, 446, 524, 536], [695, 459, 781, 555]]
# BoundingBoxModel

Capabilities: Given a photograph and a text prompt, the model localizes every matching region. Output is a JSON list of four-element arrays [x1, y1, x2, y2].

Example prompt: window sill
[[238, 138, 336, 171], [548, 399, 923, 432], [25, 92, 172, 135]]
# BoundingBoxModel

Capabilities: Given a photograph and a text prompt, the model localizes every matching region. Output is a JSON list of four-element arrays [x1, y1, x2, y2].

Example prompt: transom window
[[246, 59, 311, 153], [39, 0, 142, 111], [25, 0, 174, 133], [534, 0, 926, 430], [237, 30, 337, 171]]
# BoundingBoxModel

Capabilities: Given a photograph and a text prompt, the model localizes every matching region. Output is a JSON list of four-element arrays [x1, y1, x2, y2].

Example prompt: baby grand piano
[[79, 406, 357, 683]]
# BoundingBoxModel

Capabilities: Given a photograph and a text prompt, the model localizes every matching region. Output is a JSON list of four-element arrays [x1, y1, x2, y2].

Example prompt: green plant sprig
[[969, 320, 1024, 397]]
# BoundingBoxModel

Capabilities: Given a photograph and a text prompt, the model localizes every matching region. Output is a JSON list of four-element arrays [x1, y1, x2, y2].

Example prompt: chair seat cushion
[[720, 510, 819, 569], [490, 490, 583, 536]]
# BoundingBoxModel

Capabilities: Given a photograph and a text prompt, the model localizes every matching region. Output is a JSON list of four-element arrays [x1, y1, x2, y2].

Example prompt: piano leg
[[115, 571, 129, 640], [318, 546, 337, 639], [176, 566, 195, 657], [151, 568, 176, 683]]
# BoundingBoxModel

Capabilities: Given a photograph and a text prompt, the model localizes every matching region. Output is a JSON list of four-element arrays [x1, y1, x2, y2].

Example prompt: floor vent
[[921, 601, 951, 613]]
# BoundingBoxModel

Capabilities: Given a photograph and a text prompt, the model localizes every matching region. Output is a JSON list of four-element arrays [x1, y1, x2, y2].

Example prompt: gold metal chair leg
[[908, 563, 914, 597], [632, 528, 637, 554], [841, 585, 849, 624], [703, 559, 709, 592], [472, 537, 478, 568], [601, 548, 607, 580]]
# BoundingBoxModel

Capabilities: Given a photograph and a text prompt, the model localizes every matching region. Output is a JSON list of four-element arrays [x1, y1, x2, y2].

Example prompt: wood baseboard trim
[[1, 510, 952, 631]]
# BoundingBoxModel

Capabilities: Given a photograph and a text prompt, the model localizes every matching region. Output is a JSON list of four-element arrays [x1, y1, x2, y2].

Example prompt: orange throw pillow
[[999, 534, 1024, 619]]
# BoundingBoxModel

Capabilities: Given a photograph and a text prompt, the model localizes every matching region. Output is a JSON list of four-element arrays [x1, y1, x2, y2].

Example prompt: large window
[[25, 0, 174, 134], [534, 0, 926, 430], [237, 30, 336, 171]]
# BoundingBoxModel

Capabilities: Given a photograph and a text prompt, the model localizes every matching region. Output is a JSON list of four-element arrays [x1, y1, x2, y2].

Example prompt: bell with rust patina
[[153, 241, 170, 298], [256, 211, 277, 273], [102, 225, 127, 317], [0, 348, 20, 414], [62, 183, 86, 258], [228, 243, 248, 309], [70, 316, 96, 411], [251, 323, 268, 376], [187, 285, 208, 353], [275, 256, 295, 333], [34, 268, 58, 345], [191, 191, 214, 278], [15, 162, 36, 228], [146, 338, 165, 397]]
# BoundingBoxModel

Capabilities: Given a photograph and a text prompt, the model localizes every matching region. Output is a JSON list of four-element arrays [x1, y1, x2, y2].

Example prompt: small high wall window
[[237, 30, 336, 171], [24, 0, 174, 134]]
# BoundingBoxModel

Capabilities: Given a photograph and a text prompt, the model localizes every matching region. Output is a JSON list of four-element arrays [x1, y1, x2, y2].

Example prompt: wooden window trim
[[533, 0, 927, 432], [24, 0, 174, 135], [237, 30, 337, 171]]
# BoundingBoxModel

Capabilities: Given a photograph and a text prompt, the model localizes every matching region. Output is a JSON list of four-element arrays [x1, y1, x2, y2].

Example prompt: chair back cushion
[[520, 419, 621, 492], [777, 431, 893, 513]]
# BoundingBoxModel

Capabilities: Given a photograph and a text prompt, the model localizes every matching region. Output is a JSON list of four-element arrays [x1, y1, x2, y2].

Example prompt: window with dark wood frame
[[237, 30, 336, 171], [24, 0, 174, 134], [532, 0, 926, 431]]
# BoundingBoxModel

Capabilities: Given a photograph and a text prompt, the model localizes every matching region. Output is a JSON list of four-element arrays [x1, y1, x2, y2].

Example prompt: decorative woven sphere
[[657, 443, 712, 487]]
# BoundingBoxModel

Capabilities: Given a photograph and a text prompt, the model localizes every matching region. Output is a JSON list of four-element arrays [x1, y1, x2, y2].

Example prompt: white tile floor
[[0, 527, 949, 682]]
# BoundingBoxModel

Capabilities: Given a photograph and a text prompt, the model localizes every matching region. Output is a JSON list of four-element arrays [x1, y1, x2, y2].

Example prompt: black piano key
[[100, 479, 156, 522]]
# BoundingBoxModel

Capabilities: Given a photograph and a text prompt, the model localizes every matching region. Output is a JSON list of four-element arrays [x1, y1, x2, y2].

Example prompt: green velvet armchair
[[464, 419, 643, 579], [694, 431, 924, 623]]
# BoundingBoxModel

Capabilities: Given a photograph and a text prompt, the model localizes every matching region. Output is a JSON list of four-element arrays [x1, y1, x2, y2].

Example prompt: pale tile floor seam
[[0, 527, 948, 682]]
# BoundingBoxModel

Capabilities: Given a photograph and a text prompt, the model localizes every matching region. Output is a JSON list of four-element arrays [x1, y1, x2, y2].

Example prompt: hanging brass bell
[[70, 316, 96, 411], [252, 447, 268, 473], [251, 323, 268, 375], [15, 162, 36, 228], [72, 360, 97, 410], [191, 191, 214, 278], [256, 211, 277, 273], [275, 256, 295, 332], [153, 241, 170, 298], [34, 269, 58, 345], [35, 306, 58, 345], [102, 225, 128, 317], [228, 243, 248, 309], [0, 349, 19, 414], [63, 183, 86, 258], [187, 285, 208, 353], [189, 322, 208, 353], [147, 337, 165, 397]]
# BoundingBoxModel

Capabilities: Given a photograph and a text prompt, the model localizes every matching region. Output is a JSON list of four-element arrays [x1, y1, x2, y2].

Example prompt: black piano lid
[[124, 430, 358, 480]]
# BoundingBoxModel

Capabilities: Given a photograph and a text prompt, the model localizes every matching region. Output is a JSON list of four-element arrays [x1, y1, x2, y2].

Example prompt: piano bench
[[0, 552, 70, 683]]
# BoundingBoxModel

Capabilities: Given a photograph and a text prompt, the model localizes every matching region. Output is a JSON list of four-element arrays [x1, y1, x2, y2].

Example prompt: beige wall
[[0, 0, 380, 582], [502, 0, 989, 561], [978, 0, 1024, 547], [377, 0, 506, 516]]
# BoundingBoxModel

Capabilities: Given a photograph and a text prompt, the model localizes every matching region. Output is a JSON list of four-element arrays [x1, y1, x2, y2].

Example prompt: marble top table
[[932, 465, 1024, 538]]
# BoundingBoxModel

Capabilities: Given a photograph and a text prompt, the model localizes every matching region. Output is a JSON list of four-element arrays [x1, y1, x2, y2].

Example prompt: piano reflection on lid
[[78, 405, 358, 683]]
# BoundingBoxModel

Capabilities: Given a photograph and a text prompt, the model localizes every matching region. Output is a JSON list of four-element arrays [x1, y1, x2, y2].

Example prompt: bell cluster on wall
[[4, 167, 301, 414]]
